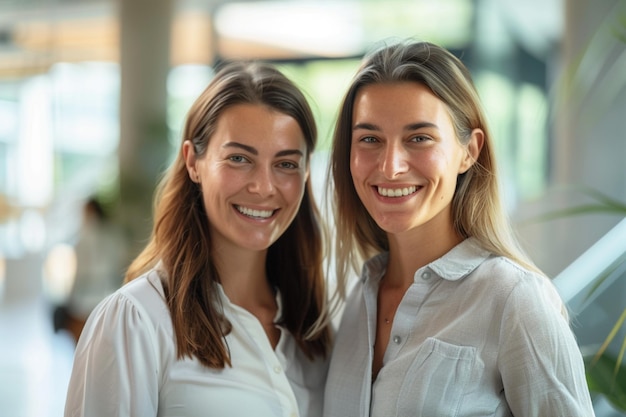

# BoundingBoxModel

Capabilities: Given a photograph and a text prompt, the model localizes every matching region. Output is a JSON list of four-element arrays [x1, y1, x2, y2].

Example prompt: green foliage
[[532, 184, 626, 410], [586, 349, 626, 411], [528, 185, 626, 223], [545, 2, 626, 411]]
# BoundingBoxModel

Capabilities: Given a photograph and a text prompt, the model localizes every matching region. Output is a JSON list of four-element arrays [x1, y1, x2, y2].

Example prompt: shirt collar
[[214, 281, 284, 322], [362, 237, 491, 284], [428, 237, 491, 281]]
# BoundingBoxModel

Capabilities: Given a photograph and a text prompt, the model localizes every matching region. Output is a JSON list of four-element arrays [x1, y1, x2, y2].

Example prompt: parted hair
[[330, 40, 542, 298], [126, 61, 331, 368]]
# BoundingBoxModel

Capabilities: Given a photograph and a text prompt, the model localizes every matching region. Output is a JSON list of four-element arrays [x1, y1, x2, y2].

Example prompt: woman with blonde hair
[[323, 40, 594, 416], [65, 61, 332, 417]]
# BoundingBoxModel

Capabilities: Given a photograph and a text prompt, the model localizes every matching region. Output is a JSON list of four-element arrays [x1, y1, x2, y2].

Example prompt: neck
[[211, 242, 280, 349], [212, 244, 275, 309], [385, 217, 463, 287]]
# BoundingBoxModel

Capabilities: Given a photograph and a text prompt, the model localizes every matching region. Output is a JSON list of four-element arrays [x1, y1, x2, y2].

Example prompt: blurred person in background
[[53, 196, 125, 344], [323, 40, 595, 417], [64, 61, 332, 417]]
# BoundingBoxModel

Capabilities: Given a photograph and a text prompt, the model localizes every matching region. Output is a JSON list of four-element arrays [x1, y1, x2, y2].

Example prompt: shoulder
[[79, 269, 172, 346], [477, 256, 558, 296], [118, 270, 169, 317], [473, 256, 567, 321], [433, 239, 562, 311], [108, 270, 169, 321], [67, 270, 171, 415]]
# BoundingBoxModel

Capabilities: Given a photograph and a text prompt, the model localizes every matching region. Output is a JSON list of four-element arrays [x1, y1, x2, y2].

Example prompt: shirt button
[[392, 335, 402, 344], [273, 365, 282, 374], [421, 271, 431, 280]]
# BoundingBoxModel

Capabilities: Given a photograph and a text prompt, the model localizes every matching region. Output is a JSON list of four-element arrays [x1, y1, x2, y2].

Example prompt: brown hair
[[330, 40, 542, 298], [126, 61, 331, 367]]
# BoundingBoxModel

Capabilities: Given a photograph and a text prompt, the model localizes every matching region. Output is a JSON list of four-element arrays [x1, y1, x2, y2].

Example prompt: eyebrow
[[352, 122, 438, 132], [223, 141, 304, 157]]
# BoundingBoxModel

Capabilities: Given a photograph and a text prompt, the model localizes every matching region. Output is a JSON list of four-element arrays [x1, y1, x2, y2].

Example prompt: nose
[[248, 165, 275, 196], [381, 142, 409, 178]]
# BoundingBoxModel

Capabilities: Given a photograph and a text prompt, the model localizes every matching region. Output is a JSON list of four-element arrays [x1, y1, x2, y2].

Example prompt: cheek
[[280, 175, 307, 200], [422, 149, 453, 176], [281, 180, 307, 222], [349, 158, 357, 180], [349, 159, 363, 196], [349, 150, 371, 181]]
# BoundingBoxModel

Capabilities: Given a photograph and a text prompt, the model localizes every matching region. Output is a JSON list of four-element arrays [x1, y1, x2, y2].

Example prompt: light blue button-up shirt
[[324, 238, 595, 417]]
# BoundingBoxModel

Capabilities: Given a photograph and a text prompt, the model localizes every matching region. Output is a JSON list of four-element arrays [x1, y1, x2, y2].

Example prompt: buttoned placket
[[382, 267, 438, 364], [226, 301, 301, 417], [272, 331, 300, 417]]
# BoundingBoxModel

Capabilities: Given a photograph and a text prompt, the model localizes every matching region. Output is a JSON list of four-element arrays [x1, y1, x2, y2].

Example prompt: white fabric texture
[[64, 269, 328, 417], [323, 238, 595, 417]]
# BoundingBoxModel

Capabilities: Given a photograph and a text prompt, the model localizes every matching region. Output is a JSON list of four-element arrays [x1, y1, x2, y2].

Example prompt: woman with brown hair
[[65, 61, 332, 417]]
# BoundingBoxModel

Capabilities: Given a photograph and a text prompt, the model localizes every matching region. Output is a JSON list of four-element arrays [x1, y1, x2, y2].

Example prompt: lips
[[376, 185, 418, 198]]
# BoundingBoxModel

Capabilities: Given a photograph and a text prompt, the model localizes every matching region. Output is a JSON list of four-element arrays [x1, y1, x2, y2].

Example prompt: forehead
[[351, 81, 456, 136], [352, 82, 453, 128], [211, 103, 307, 152]]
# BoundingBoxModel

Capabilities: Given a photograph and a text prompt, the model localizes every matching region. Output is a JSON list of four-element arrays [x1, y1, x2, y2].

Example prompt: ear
[[182, 140, 200, 183], [459, 128, 484, 174]]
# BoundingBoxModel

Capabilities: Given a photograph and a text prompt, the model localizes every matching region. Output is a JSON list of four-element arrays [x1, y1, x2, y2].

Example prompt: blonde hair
[[126, 61, 331, 367], [329, 40, 542, 298]]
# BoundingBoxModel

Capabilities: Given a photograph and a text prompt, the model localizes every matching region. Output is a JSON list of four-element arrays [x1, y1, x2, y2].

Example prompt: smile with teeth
[[235, 205, 275, 219], [377, 185, 418, 198]]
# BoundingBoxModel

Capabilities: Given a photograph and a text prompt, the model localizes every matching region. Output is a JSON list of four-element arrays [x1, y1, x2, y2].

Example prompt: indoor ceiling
[[0, 0, 561, 78]]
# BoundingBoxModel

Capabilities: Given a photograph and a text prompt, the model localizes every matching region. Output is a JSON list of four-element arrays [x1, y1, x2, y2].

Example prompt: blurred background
[[0, 0, 625, 415]]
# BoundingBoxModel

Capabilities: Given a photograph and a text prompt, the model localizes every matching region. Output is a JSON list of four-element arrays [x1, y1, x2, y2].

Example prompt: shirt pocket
[[396, 337, 477, 417]]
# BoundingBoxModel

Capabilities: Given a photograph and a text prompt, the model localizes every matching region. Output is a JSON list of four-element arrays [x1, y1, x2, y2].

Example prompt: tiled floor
[[0, 294, 75, 417]]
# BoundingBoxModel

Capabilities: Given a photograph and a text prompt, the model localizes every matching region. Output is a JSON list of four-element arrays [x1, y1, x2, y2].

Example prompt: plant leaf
[[584, 252, 626, 301], [592, 308, 626, 366], [578, 186, 626, 210], [522, 185, 626, 224], [586, 351, 626, 411]]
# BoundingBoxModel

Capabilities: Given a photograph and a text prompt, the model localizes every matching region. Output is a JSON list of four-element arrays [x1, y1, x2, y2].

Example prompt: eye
[[228, 155, 250, 163], [410, 135, 431, 143], [360, 136, 379, 143], [277, 160, 299, 170]]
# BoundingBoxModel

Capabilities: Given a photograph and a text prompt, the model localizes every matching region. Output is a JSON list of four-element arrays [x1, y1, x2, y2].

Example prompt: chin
[[239, 236, 277, 251], [373, 215, 414, 233]]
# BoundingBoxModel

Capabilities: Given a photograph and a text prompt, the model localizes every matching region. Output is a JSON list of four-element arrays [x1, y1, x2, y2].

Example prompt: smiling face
[[350, 82, 478, 239], [183, 103, 309, 254]]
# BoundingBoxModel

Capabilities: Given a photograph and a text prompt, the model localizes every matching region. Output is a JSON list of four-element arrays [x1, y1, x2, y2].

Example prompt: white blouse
[[64, 269, 328, 417], [323, 238, 595, 417]]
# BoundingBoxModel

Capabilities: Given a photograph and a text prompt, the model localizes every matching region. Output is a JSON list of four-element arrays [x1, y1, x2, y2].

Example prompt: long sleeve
[[498, 276, 595, 416], [64, 291, 161, 417]]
